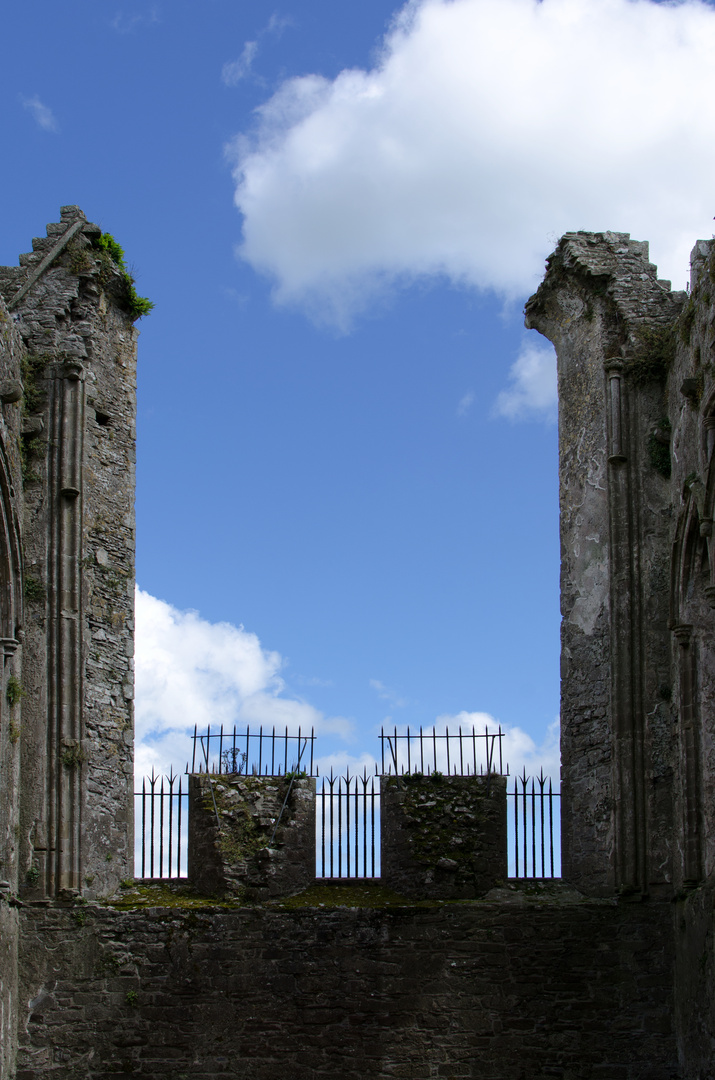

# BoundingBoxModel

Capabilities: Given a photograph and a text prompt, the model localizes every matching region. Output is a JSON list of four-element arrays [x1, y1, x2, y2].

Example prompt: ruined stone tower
[[0, 207, 138, 1077], [526, 232, 715, 908]]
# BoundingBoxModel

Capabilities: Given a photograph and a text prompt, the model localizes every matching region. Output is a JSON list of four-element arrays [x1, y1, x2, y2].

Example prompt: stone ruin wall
[[527, 231, 715, 1075], [0, 207, 139, 1079], [1, 208, 714, 1078], [0, 206, 138, 904]]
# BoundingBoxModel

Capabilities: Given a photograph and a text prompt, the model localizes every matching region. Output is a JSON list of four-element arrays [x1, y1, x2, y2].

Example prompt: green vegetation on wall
[[92, 233, 154, 321]]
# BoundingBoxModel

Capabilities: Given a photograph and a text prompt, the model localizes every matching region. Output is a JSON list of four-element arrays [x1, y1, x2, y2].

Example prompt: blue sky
[[2, 0, 714, 782]]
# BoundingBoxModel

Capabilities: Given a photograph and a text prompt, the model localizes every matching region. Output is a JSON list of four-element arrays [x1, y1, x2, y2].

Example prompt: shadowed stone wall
[[14, 890, 676, 1080]]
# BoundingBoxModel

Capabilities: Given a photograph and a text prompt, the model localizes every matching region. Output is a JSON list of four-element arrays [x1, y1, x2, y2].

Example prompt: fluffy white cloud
[[493, 338, 557, 422], [20, 95, 58, 133], [134, 588, 352, 780], [229, 0, 715, 327]]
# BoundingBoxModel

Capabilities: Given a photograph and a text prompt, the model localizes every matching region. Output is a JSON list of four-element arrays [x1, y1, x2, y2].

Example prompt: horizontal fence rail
[[317, 771, 380, 880], [508, 770, 561, 879], [190, 724, 317, 777], [380, 724, 504, 777], [134, 770, 188, 879]]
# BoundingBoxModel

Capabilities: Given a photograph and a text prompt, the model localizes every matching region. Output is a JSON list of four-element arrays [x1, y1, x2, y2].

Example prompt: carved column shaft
[[48, 362, 84, 894], [605, 360, 647, 892]]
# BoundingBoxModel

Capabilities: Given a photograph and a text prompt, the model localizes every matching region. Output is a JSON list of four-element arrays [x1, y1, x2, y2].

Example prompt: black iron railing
[[380, 724, 504, 776], [189, 724, 317, 777], [508, 770, 561, 878], [135, 727, 560, 882], [316, 770, 380, 879], [134, 769, 188, 879]]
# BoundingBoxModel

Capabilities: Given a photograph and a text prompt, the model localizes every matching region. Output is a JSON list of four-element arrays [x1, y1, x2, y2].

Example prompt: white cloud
[[135, 588, 352, 780], [222, 15, 293, 87], [20, 95, 58, 133], [493, 338, 557, 422], [457, 390, 475, 417], [369, 678, 409, 708], [110, 8, 159, 34], [223, 41, 259, 86], [266, 13, 293, 35], [229, 0, 715, 328]]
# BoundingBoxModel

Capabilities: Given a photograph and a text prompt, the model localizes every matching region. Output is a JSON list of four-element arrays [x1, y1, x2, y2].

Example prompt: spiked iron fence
[[189, 724, 317, 777], [135, 727, 560, 882], [508, 770, 561, 879], [135, 770, 188, 880], [380, 724, 504, 777], [316, 770, 380, 879]]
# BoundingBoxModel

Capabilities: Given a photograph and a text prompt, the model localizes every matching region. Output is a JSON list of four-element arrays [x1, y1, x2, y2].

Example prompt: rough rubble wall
[[0, 207, 138, 901], [381, 775, 507, 899], [15, 894, 677, 1080], [188, 775, 316, 899], [526, 232, 685, 896]]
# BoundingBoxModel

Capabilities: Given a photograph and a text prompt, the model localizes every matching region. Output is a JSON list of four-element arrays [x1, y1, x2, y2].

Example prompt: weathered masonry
[[0, 211, 713, 1078]]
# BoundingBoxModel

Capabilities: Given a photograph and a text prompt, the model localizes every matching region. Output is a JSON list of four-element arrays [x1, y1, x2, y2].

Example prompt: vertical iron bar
[[549, 781, 554, 878], [531, 778, 536, 878], [514, 777, 519, 878], [459, 726, 464, 775], [159, 775, 165, 878], [407, 727, 411, 774], [523, 774, 530, 876], [354, 775, 359, 877], [472, 727, 477, 775], [320, 778, 326, 877], [272, 727, 276, 775], [168, 772, 174, 878], [446, 726, 450, 776], [150, 771, 156, 879], [371, 778, 376, 877], [365, 773, 369, 872], [141, 777, 146, 878], [345, 772, 351, 878], [539, 772, 546, 878], [258, 726, 263, 776], [329, 773, 335, 878], [338, 775, 343, 877], [177, 776, 183, 879], [433, 727, 437, 773], [191, 724, 197, 773]]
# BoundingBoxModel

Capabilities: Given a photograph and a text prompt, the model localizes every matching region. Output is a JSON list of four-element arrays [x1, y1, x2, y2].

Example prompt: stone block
[[381, 774, 507, 899], [188, 774, 316, 899]]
